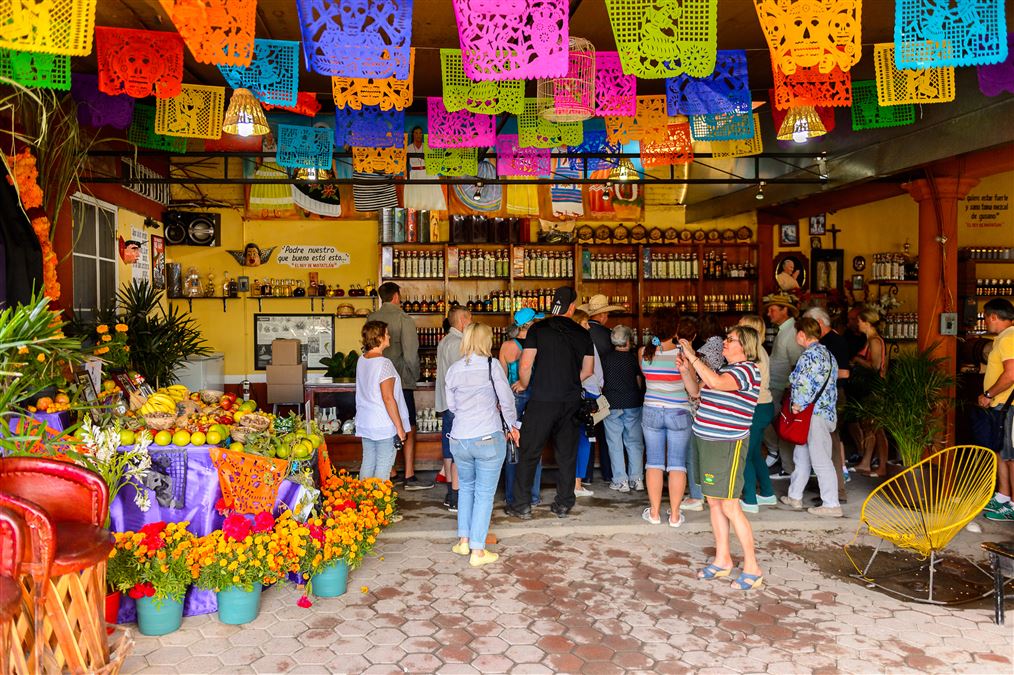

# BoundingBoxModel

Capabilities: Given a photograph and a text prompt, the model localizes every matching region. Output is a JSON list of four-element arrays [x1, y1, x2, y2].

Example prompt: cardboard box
[[271, 338, 302, 365], [266, 363, 306, 384], [267, 383, 305, 404]]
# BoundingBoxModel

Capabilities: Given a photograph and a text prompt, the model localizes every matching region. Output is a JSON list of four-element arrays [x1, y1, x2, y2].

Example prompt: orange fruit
[[36, 396, 53, 412], [55, 393, 70, 405]]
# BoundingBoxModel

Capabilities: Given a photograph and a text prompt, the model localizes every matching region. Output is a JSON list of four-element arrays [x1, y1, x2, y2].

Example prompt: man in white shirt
[[436, 307, 472, 511], [764, 294, 804, 476]]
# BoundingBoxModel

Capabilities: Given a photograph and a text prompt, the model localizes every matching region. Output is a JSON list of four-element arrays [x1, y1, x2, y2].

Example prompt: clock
[[852, 256, 867, 272]]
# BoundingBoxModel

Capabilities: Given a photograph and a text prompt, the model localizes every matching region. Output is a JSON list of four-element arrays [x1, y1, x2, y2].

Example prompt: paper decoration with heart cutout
[[426, 98, 497, 149], [334, 107, 405, 149], [452, 0, 569, 81], [159, 0, 256, 66], [559, 130, 624, 173], [0, 48, 70, 89], [332, 49, 415, 111], [0, 0, 96, 56], [128, 105, 188, 153], [72, 74, 136, 129], [440, 48, 525, 115], [595, 51, 636, 116], [874, 43, 955, 105], [95, 26, 184, 99], [276, 125, 334, 169], [296, 0, 413, 79], [895, 0, 1008, 69], [666, 49, 751, 116], [709, 114, 764, 157], [977, 35, 1014, 96], [769, 97, 837, 137], [352, 146, 407, 174], [754, 0, 862, 75], [689, 112, 756, 141], [850, 80, 915, 130], [605, 0, 718, 78], [218, 39, 299, 107], [605, 95, 669, 144], [155, 84, 225, 140], [518, 98, 584, 148], [496, 135, 551, 177], [425, 144, 480, 176], [641, 122, 694, 168], [263, 92, 322, 117], [771, 63, 852, 109]]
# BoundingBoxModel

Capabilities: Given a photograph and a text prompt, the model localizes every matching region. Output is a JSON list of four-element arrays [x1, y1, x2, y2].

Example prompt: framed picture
[[809, 214, 827, 236], [75, 370, 101, 421], [812, 249, 845, 293], [254, 314, 336, 370], [811, 236, 823, 249], [779, 223, 799, 247], [774, 252, 808, 292], [852, 274, 866, 291], [150, 235, 166, 290]]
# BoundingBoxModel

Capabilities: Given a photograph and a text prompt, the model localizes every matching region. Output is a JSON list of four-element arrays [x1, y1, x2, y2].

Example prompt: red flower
[[141, 533, 165, 550], [128, 582, 155, 599], [297, 595, 313, 608], [334, 498, 356, 512], [139, 522, 167, 537], [214, 498, 229, 515], [222, 514, 251, 542], [253, 511, 275, 533], [307, 524, 324, 543], [142, 582, 155, 597]]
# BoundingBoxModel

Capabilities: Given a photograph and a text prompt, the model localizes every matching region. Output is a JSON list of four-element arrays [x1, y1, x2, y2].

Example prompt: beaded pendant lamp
[[222, 88, 270, 137], [536, 37, 596, 122], [776, 105, 827, 143]]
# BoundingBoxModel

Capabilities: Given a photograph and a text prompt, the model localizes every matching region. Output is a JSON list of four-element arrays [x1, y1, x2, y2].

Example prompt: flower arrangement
[[69, 417, 153, 519], [5, 150, 59, 300], [108, 522, 197, 605], [319, 471, 396, 569], [93, 323, 131, 369]]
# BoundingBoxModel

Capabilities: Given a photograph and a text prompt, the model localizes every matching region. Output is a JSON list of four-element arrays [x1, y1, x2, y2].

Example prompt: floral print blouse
[[789, 343, 839, 425]]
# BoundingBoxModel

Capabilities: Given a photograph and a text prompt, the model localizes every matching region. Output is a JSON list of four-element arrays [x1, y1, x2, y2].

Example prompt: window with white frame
[[71, 194, 118, 320]]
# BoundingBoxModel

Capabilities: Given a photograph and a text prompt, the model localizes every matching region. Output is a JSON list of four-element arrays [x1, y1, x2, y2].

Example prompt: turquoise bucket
[[312, 560, 349, 598], [216, 584, 263, 625], [135, 596, 184, 636]]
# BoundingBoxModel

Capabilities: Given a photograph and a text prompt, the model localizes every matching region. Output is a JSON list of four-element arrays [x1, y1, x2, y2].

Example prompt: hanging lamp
[[222, 88, 270, 137], [536, 36, 596, 122], [609, 158, 637, 181], [776, 105, 826, 143]]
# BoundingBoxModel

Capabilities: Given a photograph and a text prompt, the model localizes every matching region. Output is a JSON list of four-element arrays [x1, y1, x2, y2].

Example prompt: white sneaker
[[680, 499, 704, 512], [630, 478, 645, 491], [574, 486, 593, 497], [667, 512, 685, 528], [756, 494, 777, 506], [740, 501, 759, 514], [765, 453, 779, 468], [609, 481, 630, 493]]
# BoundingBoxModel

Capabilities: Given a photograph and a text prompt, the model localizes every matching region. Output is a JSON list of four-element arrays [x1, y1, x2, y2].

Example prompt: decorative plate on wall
[[853, 255, 867, 271], [693, 229, 706, 241], [631, 224, 647, 241]]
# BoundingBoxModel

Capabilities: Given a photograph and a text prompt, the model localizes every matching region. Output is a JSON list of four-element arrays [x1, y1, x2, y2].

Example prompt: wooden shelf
[[869, 279, 918, 285]]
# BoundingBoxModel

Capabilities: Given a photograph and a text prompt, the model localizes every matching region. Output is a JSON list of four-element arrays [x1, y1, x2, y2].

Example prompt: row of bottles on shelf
[[964, 247, 1014, 261], [584, 253, 637, 280], [883, 313, 919, 340], [455, 249, 510, 278], [643, 294, 756, 314], [974, 279, 1014, 296], [393, 249, 445, 279], [252, 276, 375, 298], [418, 326, 509, 350], [523, 250, 574, 279], [400, 296, 445, 314], [643, 251, 756, 280], [872, 253, 918, 281], [969, 313, 988, 335]]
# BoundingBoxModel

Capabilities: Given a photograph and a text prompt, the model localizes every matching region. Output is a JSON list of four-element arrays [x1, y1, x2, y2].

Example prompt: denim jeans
[[603, 407, 645, 484], [505, 389, 541, 505], [452, 432, 506, 550], [360, 436, 397, 481], [441, 410, 455, 460], [642, 405, 701, 499]]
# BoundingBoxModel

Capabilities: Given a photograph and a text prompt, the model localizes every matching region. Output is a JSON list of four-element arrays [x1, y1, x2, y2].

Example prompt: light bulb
[[755, 181, 766, 200], [473, 181, 484, 200], [236, 121, 254, 137]]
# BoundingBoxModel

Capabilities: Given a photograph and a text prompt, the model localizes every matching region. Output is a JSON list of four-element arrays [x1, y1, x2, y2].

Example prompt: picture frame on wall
[[253, 314, 336, 370], [774, 252, 808, 292], [852, 274, 866, 291], [809, 214, 827, 236], [150, 235, 166, 290], [812, 249, 845, 293], [779, 223, 799, 247]]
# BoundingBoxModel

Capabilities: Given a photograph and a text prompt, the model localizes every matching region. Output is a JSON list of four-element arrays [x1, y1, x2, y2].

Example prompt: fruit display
[[27, 392, 71, 413]]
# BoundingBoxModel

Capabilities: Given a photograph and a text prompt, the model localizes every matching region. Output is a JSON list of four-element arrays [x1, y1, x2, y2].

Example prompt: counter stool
[[1, 506, 29, 675], [0, 458, 113, 674]]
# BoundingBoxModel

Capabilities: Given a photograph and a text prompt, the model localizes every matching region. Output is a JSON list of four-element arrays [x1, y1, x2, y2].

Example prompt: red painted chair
[[0, 457, 113, 673], [0, 506, 29, 675]]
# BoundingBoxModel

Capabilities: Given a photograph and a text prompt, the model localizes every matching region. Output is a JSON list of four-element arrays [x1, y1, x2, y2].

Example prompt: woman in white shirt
[[572, 310, 603, 497], [355, 321, 410, 481], [446, 323, 520, 567]]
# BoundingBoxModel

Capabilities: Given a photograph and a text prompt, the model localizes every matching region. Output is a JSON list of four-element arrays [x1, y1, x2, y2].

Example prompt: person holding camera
[[355, 321, 410, 481], [445, 323, 520, 567]]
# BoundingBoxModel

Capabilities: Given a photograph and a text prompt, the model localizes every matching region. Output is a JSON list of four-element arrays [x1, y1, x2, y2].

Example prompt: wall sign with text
[[275, 246, 351, 269]]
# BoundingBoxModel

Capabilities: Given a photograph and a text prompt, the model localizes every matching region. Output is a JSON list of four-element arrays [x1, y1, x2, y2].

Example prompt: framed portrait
[[811, 236, 823, 249], [852, 274, 866, 291], [809, 214, 827, 236], [779, 223, 799, 247], [774, 252, 808, 292], [253, 314, 336, 370], [812, 249, 845, 294], [150, 235, 166, 290]]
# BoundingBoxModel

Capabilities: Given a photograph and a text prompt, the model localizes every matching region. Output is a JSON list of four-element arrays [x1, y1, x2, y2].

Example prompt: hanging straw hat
[[577, 294, 626, 315]]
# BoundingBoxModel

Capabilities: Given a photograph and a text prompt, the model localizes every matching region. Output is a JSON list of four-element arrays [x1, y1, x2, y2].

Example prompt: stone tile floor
[[119, 476, 1014, 674]]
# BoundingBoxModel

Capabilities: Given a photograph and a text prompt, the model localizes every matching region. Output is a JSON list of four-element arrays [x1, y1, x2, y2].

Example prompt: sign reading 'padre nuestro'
[[275, 245, 351, 268]]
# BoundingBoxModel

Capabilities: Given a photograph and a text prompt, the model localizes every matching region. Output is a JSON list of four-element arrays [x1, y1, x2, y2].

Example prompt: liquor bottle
[[228, 275, 239, 298], [252, 279, 261, 297]]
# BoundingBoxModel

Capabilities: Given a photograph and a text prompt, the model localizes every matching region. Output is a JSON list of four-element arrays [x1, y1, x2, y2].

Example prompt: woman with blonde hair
[[446, 322, 520, 567], [851, 309, 890, 477], [737, 315, 777, 513], [355, 321, 410, 481]]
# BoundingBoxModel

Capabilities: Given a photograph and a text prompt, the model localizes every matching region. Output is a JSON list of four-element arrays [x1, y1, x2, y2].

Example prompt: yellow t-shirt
[[985, 325, 1014, 408]]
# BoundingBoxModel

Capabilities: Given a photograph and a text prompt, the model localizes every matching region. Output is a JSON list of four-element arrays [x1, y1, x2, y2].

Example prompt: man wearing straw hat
[[578, 294, 627, 485], [763, 293, 804, 476]]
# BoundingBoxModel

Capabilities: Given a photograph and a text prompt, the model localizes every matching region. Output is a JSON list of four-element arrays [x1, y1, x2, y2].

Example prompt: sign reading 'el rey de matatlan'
[[275, 245, 351, 269]]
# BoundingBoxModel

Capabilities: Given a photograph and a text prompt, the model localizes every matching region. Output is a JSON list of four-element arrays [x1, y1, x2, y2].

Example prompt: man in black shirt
[[578, 294, 626, 484], [510, 287, 595, 519], [806, 307, 850, 503]]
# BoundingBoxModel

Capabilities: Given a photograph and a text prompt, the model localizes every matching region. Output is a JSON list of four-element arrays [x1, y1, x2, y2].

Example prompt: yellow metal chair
[[846, 445, 998, 603]]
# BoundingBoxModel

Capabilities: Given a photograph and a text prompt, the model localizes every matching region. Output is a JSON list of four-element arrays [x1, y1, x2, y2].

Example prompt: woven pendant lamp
[[223, 88, 270, 137], [776, 105, 826, 143], [537, 37, 596, 123]]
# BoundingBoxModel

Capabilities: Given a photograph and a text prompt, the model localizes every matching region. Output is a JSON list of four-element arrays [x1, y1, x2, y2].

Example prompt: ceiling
[[86, 1, 1014, 219]]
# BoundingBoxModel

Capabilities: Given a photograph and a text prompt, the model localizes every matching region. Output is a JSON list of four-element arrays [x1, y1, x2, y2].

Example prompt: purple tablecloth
[[6, 411, 72, 436], [111, 444, 302, 621]]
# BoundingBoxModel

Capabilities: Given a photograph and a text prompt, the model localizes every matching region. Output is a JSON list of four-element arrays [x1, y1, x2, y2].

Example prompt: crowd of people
[[353, 281, 1014, 586]]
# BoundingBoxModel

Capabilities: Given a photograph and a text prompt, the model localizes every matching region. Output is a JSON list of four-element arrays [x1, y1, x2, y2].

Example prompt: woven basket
[[239, 413, 271, 432], [228, 426, 253, 443], [200, 389, 225, 404], [144, 412, 176, 430]]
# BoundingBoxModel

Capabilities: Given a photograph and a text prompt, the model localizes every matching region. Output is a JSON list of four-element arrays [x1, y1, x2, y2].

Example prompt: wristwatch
[[984, 391, 994, 400]]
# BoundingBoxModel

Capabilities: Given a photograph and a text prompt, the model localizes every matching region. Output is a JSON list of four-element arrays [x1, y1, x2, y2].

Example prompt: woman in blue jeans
[[354, 321, 410, 481], [639, 308, 694, 527], [446, 323, 520, 567], [498, 308, 543, 506]]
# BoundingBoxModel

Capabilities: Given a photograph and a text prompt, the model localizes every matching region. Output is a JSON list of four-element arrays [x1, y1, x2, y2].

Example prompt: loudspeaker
[[163, 211, 221, 246]]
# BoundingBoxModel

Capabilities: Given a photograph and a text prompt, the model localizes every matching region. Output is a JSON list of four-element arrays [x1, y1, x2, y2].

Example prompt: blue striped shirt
[[692, 361, 761, 440], [641, 347, 691, 409]]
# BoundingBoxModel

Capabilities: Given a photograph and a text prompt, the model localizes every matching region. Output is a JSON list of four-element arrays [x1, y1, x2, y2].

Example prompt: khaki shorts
[[695, 435, 749, 500]]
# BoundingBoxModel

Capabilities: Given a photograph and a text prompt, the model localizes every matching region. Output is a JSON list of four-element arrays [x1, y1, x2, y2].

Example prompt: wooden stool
[[1, 507, 28, 675]]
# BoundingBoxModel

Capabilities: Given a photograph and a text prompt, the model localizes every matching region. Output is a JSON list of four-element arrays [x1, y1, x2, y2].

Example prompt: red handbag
[[774, 356, 833, 445]]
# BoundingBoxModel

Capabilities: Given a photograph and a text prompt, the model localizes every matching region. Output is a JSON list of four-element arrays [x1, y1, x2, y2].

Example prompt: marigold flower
[[95, 347, 109, 355], [101, 334, 112, 343], [115, 323, 128, 333], [96, 325, 109, 334], [36, 353, 45, 362], [17, 346, 28, 354]]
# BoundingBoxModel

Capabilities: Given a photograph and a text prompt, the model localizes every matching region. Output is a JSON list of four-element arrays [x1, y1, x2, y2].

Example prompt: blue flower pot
[[135, 596, 183, 636], [216, 584, 263, 625], [312, 560, 349, 598]]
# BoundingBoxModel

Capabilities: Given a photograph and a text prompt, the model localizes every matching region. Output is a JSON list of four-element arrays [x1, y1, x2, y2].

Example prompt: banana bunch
[[138, 392, 178, 415], [158, 385, 189, 402]]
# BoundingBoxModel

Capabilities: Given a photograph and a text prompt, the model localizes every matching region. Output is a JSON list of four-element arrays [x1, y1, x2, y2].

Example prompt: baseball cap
[[550, 286, 578, 315], [512, 307, 544, 326]]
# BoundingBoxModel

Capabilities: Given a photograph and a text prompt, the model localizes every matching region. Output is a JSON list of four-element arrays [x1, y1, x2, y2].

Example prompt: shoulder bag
[[487, 357, 519, 464], [774, 353, 833, 445]]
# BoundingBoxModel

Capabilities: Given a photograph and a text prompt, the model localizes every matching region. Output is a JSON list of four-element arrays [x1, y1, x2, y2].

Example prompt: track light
[[473, 181, 484, 200], [755, 181, 766, 201], [818, 155, 828, 180]]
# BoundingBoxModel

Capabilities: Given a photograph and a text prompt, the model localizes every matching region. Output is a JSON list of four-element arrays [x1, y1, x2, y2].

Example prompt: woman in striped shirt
[[677, 326, 764, 590], [639, 308, 694, 526]]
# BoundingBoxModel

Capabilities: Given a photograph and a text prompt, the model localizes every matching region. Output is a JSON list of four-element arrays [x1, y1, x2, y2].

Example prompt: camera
[[394, 437, 405, 451], [575, 397, 598, 438]]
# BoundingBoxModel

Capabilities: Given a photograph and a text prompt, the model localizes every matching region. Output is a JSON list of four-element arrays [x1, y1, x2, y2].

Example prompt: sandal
[[730, 572, 764, 590], [697, 563, 733, 580], [641, 507, 661, 525]]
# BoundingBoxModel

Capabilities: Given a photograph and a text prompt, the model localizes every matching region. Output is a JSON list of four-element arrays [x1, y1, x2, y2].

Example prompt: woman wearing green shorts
[[676, 326, 764, 590]]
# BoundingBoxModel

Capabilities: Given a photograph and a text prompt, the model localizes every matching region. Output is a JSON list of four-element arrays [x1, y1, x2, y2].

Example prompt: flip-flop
[[730, 572, 764, 590], [697, 563, 733, 580]]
